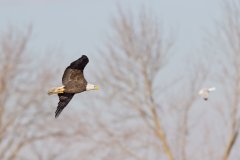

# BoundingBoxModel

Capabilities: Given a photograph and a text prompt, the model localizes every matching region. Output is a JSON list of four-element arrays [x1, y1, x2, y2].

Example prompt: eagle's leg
[[48, 86, 65, 95]]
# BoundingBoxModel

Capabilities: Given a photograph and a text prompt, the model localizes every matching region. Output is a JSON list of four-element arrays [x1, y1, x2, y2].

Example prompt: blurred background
[[0, 0, 240, 159]]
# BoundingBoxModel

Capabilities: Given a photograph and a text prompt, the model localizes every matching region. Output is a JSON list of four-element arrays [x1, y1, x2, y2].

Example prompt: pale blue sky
[[0, 0, 221, 62]]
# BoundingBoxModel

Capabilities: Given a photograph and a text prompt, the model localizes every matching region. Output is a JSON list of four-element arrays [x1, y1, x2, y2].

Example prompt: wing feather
[[55, 93, 74, 118], [66, 55, 89, 71]]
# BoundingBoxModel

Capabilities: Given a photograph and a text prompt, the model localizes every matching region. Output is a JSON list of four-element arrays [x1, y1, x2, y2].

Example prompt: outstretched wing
[[55, 93, 75, 118], [66, 55, 89, 71], [62, 55, 89, 86]]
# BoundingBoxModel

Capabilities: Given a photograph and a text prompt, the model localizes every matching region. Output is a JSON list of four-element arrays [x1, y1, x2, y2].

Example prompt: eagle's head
[[86, 83, 99, 91]]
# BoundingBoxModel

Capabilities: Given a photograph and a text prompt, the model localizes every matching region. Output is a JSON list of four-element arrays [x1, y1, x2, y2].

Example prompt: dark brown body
[[62, 69, 87, 93]]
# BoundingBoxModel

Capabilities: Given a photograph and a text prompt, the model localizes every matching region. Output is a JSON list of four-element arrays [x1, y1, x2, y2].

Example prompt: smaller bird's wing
[[55, 93, 74, 118], [208, 87, 216, 92]]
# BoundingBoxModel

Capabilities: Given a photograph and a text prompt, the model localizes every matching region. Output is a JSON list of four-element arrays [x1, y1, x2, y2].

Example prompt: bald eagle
[[48, 55, 99, 118], [198, 87, 216, 101]]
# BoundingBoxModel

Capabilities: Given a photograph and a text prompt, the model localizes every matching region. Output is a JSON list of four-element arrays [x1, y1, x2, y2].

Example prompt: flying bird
[[48, 55, 99, 118], [198, 87, 216, 101]]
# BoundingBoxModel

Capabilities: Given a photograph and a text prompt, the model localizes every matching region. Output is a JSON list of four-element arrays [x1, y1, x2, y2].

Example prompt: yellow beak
[[95, 85, 99, 90]]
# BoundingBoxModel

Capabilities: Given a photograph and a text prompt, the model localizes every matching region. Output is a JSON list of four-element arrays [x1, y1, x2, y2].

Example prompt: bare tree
[[0, 26, 86, 160], [92, 8, 175, 160], [206, 0, 240, 159], [89, 6, 218, 160], [172, 57, 212, 160]]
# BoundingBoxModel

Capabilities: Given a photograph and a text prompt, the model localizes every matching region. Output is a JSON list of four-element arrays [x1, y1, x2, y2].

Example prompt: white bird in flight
[[198, 87, 216, 101]]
